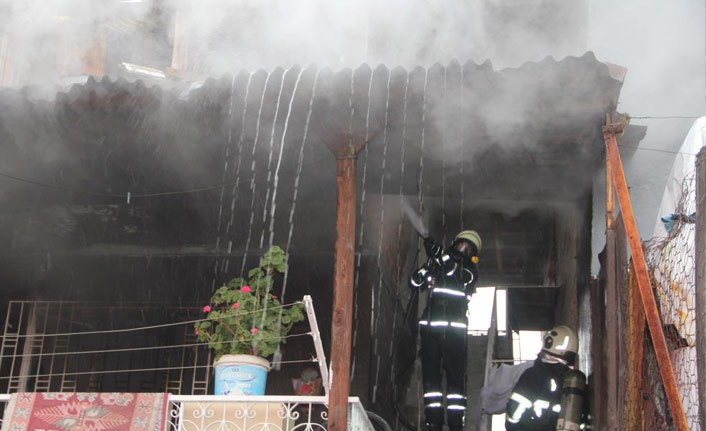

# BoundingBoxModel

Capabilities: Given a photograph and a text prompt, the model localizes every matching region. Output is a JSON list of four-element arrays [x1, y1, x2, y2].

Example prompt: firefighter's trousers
[[419, 314, 468, 428]]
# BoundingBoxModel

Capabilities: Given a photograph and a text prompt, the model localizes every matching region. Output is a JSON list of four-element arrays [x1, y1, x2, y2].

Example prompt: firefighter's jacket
[[505, 358, 569, 431], [409, 240, 478, 328]]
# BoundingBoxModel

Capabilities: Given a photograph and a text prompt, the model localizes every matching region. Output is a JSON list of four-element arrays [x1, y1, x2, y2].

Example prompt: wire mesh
[[643, 173, 700, 431]]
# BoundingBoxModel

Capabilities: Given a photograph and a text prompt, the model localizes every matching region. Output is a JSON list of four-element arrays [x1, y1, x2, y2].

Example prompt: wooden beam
[[603, 121, 688, 431], [590, 276, 604, 430], [695, 147, 706, 430], [604, 120, 619, 430], [168, 4, 189, 79], [626, 261, 645, 431], [323, 128, 367, 431], [82, 32, 106, 77], [0, 30, 13, 86], [327, 156, 357, 431]]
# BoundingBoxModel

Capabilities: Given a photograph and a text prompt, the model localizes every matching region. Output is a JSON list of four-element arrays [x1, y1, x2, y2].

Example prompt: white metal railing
[[0, 394, 375, 431], [167, 395, 374, 431], [0, 393, 7, 429]]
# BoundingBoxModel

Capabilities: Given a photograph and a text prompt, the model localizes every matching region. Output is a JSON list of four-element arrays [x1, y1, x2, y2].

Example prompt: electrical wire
[[3, 332, 313, 359], [0, 154, 332, 201], [8, 301, 303, 338], [628, 115, 702, 120], [617, 144, 698, 156], [0, 172, 240, 199], [0, 358, 319, 381]]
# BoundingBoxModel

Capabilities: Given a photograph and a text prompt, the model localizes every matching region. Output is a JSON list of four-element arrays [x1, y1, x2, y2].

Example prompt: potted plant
[[194, 246, 305, 395]]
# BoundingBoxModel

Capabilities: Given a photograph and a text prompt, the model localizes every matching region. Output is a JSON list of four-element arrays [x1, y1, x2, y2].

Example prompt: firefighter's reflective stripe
[[430, 321, 449, 327], [447, 394, 465, 400], [432, 288, 466, 297], [555, 335, 570, 351], [424, 392, 443, 410], [550, 378, 557, 392], [462, 268, 474, 288], [533, 400, 550, 417], [507, 392, 533, 424], [419, 320, 466, 329], [448, 405, 466, 411], [552, 404, 561, 413], [411, 277, 424, 287]]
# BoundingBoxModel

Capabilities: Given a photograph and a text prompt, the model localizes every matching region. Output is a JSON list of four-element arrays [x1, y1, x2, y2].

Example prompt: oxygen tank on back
[[555, 369, 586, 430]]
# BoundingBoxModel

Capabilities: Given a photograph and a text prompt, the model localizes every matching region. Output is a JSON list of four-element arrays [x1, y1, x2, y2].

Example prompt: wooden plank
[[626, 261, 645, 431], [590, 277, 604, 430], [603, 122, 688, 431], [696, 147, 706, 429], [604, 145, 619, 431]]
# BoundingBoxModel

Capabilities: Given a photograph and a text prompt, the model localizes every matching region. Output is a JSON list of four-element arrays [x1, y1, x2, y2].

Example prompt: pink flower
[[272, 294, 277, 299], [241, 285, 252, 293], [194, 329, 200, 335], [232, 302, 239, 309], [202, 305, 211, 313], [250, 328, 259, 335]]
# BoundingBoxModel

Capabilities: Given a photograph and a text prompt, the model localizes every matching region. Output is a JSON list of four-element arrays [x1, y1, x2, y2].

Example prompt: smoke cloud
[[1, 0, 589, 87]]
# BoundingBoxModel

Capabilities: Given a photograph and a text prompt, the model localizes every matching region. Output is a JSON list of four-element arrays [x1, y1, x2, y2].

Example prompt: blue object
[[661, 212, 696, 234], [214, 361, 269, 395]]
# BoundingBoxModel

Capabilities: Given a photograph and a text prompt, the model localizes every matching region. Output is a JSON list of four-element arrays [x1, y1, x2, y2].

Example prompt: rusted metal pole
[[603, 122, 689, 431], [604, 119, 619, 431], [695, 147, 706, 430]]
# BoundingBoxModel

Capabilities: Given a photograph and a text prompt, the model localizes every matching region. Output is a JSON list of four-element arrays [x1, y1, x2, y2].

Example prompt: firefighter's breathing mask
[[452, 239, 477, 260]]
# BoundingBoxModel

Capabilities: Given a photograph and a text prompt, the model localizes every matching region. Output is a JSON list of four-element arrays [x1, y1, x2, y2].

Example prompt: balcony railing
[[0, 394, 375, 431]]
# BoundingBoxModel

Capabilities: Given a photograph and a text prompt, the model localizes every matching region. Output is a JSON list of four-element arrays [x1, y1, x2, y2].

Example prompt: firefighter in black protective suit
[[409, 230, 481, 431], [505, 325, 586, 431]]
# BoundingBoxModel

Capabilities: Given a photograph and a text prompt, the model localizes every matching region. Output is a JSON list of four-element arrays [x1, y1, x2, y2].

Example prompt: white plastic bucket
[[214, 354, 271, 395]]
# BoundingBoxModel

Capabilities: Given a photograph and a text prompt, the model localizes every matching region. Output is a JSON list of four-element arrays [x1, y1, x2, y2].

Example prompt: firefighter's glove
[[424, 236, 441, 258]]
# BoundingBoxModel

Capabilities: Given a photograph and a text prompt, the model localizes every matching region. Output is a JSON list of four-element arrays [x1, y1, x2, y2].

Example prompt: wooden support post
[[82, 32, 106, 77], [626, 262, 645, 431], [0, 30, 13, 86], [168, 2, 189, 79], [696, 147, 706, 430], [590, 277, 604, 429], [604, 127, 619, 431], [603, 122, 688, 431], [325, 135, 367, 431]]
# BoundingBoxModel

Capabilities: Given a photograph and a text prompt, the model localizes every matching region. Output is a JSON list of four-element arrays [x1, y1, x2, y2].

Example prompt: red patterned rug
[[1, 393, 169, 431]]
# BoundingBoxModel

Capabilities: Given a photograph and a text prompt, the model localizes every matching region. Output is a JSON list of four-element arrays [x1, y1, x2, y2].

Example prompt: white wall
[[589, 0, 706, 273]]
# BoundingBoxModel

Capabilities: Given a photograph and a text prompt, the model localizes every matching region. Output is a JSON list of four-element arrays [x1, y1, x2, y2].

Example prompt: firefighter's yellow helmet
[[542, 325, 578, 363], [454, 230, 482, 254]]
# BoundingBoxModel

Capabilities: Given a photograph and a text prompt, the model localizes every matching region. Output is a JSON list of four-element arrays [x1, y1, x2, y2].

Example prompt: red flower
[[272, 294, 277, 299], [194, 329, 200, 335], [202, 305, 211, 313], [300, 384, 312, 394], [241, 285, 252, 293], [232, 302, 239, 309], [250, 328, 259, 334]]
